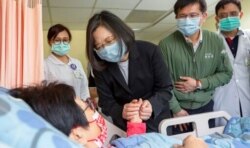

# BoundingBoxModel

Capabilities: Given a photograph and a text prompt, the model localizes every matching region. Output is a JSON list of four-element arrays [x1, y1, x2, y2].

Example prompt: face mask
[[177, 17, 201, 36], [87, 111, 107, 147], [94, 41, 127, 63], [51, 42, 70, 56], [218, 17, 240, 32]]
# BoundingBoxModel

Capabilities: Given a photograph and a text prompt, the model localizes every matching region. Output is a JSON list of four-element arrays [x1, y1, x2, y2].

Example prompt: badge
[[73, 70, 84, 79], [70, 63, 77, 70], [245, 49, 250, 67]]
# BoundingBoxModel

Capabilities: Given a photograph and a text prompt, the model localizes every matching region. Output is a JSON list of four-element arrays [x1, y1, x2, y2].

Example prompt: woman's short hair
[[9, 81, 88, 135], [47, 24, 72, 44], [86, 10, 135, 71]]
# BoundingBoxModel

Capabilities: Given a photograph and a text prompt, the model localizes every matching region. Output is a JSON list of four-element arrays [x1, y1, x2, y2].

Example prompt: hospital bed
[[159, 111, 231, 139], [104, 116, 126, 145], [106, 111, 250, 148], [105, 111, 232, 142]]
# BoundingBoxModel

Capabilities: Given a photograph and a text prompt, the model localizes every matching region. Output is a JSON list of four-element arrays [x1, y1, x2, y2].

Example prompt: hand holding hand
[[130, 99, 143, 123], [139, 99, 152, 121], [122, 99, 141, 121]]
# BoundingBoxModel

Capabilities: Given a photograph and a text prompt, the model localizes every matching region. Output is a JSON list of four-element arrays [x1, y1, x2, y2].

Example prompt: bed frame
[[159, 111, 231, 140]]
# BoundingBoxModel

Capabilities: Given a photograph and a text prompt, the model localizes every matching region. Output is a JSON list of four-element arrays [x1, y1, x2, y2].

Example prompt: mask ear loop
[[117, 39, 123, 58], [82, 98, 97, 123], [119, 39, 128, 61]]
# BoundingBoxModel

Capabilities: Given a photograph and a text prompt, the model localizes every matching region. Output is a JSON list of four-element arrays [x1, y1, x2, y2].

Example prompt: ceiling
[[42, 0, 220, 43]]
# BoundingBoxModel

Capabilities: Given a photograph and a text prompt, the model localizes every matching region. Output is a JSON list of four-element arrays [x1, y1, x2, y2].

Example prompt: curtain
[[0, 0, 43, 88]]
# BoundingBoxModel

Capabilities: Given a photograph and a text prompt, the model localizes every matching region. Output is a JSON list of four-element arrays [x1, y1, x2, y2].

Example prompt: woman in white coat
[[44, 24, 90, 100], [213, 0, 250, 125]]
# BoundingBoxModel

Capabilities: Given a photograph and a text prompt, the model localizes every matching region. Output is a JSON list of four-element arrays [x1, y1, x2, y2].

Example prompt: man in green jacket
[[159, 0, 232, 132]]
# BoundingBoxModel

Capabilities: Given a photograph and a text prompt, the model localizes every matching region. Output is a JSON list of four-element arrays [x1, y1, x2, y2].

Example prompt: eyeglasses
[[218, 11, 240, 19], [95, 36, 116, 50], [177, 12, 201, 19], [53, 38, 70, 45], [83, 98, 95, 112]]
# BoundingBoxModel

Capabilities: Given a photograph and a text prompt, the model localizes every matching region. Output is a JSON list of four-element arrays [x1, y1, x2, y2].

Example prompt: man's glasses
[[177, 12, 201, 19], [218, 11, 240, 19]]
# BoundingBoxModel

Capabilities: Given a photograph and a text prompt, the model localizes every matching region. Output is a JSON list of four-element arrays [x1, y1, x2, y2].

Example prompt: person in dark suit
[[86, 10, 173, 132]]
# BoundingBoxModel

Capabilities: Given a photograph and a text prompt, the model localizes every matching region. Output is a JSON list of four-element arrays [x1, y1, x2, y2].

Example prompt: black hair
[[9, 81, 88, 135], [174, 0, 207, 15], [86, 10, 135, 71], [47, 24, 72, 44], [215, 0, 241, 15]]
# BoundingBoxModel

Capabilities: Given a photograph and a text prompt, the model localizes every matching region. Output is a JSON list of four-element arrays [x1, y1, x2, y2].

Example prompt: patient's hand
[[173, 135, 208, 148]]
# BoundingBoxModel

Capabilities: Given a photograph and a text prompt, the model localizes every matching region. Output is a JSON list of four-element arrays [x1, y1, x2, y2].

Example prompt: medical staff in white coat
[[213, 0, 250, 125], [44, 24, 90, 100]]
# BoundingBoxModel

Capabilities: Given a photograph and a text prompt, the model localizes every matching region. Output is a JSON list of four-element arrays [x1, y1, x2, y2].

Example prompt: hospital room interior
[[1, 0, 250, 147]]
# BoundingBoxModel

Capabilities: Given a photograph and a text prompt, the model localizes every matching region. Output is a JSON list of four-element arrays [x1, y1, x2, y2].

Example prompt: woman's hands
[[122, 98, 152, 122], [139, 100, 152, 121]]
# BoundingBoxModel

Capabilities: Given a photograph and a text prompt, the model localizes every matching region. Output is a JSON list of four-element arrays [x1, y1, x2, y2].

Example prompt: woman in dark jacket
[[86, 10, 173, 132]]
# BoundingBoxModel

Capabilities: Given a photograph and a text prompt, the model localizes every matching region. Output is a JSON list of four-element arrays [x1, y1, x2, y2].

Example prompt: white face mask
[[177, 17, 201, 36], [94, 41, 127, 62]]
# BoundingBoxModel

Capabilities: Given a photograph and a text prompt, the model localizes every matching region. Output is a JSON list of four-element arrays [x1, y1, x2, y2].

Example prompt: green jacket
[[159, 30, 232, 113]]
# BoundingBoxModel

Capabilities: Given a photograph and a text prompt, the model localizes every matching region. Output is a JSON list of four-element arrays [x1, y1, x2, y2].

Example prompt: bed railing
[[159, 111, 231, 140]]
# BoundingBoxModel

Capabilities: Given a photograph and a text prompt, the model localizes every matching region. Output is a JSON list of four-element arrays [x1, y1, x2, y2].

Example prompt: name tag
[[73, 70, 84, 79], [245, 49, 250, 67]]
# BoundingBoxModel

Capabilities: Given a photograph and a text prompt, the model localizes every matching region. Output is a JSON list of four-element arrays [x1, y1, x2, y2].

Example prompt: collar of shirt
[[184, 29, 203, 52], [221, 28, 244, 39], [48, 54, 73, 65]]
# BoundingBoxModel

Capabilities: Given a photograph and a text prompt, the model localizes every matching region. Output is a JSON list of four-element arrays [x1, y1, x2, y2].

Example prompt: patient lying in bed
[[2, 82, 209, 148], [2, 82, 250, 148], [9, 81, 107, 148]]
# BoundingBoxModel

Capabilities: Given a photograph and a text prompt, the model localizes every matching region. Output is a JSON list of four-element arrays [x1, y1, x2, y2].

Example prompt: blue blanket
[[111, 133, 182, 148], [204, 117, 250, 148]]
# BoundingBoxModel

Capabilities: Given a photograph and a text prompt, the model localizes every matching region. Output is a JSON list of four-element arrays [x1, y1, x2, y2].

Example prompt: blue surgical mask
[[94, 41, 127, 62], [219, 17, 240, 32], [177, 17, 201, 36], [51, 42, 70, 56]]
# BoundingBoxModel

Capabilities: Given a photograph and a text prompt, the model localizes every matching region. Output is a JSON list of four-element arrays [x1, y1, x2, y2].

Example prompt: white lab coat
[[214, 29, 250, 124], [44, 54, 90, 100]]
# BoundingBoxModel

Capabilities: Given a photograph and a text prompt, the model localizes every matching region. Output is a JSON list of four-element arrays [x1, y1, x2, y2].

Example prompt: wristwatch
[[196, 80, 202, 89]]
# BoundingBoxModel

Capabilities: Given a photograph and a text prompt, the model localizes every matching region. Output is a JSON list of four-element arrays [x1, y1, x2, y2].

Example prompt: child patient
[[9, 81, 207, 148], [10, 81, 105, 148], [9, 81, 144, 147]]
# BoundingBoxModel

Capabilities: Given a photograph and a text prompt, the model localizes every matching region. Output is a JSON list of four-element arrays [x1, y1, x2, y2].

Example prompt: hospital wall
[[43, 0, 250, 72]]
